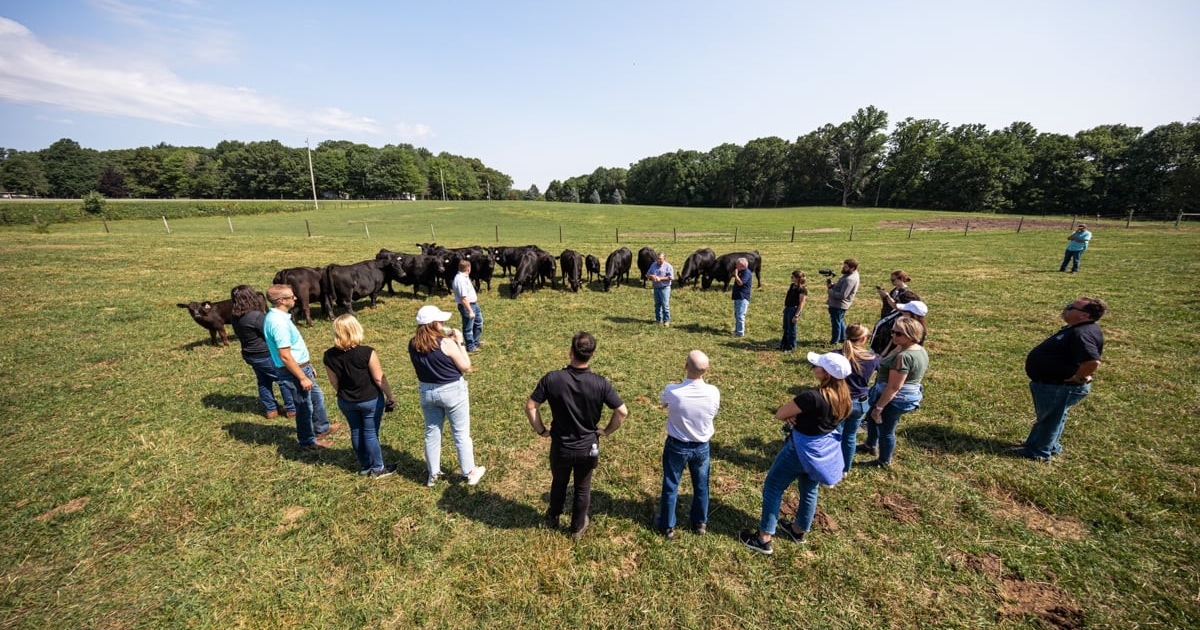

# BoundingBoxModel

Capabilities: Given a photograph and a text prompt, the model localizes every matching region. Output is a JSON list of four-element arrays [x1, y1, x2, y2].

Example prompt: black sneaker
[[659, 526, 675, 541], [776, 520, 807, 543], [739, 529, 773, 555], [368, 464, 397, 479]]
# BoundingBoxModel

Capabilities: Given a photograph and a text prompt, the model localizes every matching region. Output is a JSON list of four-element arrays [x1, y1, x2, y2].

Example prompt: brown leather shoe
[[299, 438, 332, 451], [316, 424, 341, 439], [286, 411, 296, 418], [265, 410, 280, 419]]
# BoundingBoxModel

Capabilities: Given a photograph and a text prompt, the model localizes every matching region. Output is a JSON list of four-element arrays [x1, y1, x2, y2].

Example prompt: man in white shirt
[[656, 350, 721, 539], [452, 258, 483, 352]]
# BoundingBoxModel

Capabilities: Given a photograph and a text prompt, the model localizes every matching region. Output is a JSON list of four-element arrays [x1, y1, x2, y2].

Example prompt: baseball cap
[[806, 351, 851, 380], [415, 305, 453, 325], [897, 300, 928, 317]]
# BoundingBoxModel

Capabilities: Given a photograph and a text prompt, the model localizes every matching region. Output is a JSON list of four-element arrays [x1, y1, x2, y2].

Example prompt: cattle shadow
[[901, 421, 1017, 456], [180, 339, 232, 351], [604, 315, 651, 326]]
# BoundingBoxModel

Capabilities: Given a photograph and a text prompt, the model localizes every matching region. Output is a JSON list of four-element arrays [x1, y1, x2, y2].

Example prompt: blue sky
[[1, 0, 1196, 190]]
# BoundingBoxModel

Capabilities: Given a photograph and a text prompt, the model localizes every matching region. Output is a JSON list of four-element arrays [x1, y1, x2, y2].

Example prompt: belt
[[297, 362, 311, 369]]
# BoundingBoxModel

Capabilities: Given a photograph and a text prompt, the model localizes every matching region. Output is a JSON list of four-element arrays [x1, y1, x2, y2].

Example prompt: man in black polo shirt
[[1012, 296, 1106, 461], [526, 332, 628, 539]]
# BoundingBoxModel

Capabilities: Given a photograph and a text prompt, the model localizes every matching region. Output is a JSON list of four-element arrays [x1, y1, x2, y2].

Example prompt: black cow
[[678, 248, 716, 288], [559, 249, 583, 292], [272, 266, 325, 326], [397, 254, 447, 297], [496, 245, 536, 277], [510, 250, 540, 298], [603, 247, 633, 291], [704, 251, 763, 291], [375, 249, 414, 296], [536, 250, 557, 289], [323, 258, 402, 315], [585, 254, 601, 283], [177, 298, 234, 347], [636, 247, 657, 287], [469, 250, 495, 291]]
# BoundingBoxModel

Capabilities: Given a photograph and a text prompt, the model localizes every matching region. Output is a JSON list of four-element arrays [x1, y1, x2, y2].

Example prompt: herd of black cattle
[[178, 244, 764, 347]]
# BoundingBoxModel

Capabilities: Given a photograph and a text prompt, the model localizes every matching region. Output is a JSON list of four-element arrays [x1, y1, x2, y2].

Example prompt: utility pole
[[439, 167, 447, 201], [306, 138, 319, 210]]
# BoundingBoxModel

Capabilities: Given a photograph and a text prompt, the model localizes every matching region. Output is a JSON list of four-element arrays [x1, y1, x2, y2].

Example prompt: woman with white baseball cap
[[741, 351, 852, 555], [408, 305, 486, 487]]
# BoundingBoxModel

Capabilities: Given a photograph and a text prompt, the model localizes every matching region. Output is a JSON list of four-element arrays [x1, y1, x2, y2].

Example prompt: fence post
[[364, 222, 370, 238], [791, 226, 795, 242], [1017, 217, 1024, 233], [850, 225, 855, 242], [616, 228, 619, 243], [559, 225, 563, 243], [908, 222, 914, 240], [162, 216, 170, 234], [227, 216, 234, 233], [1126, 209, 1134, 228], [495, 224, 499, 242], [673, 227, 677, 243], [430, 223, 436, 239], [102, 216, 110, 233], [1071, 215, 1077, 229], [305, 219, 312, 238], [1177, 212, 1183, 229], [963, 222, 969, 236], [734, 227, 738, 243]]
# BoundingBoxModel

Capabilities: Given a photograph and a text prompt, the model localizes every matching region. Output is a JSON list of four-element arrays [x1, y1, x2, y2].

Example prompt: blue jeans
[[780, 305, 799, 350], [653, 286, 671, 323], [865, 383, 923, 464], [657, 437, 710, 529], [244, 353, 295, 414], [338, 393, 385, 473], [277, 363, 331, 446], [839, 398, 871, 472], [457, 302, 483, 351], [1060, 249, 1084, 272], [733, 299, 749, 336], [1023, 381, 1090, 459], [549, 443, 599, 533], [419, 379, 475, 476], [828, 307, 847, 344], [759, 435, 820, 535]]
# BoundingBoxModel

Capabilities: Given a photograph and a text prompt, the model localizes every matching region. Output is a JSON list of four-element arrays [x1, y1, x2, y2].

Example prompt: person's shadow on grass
[[203, 393, 259, 414], [222, 420, 424, 475], [902, 421, 1017, 456]]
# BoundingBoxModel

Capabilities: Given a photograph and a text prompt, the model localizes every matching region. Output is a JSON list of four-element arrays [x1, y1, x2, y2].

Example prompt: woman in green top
[[863, 316, 928, 467]]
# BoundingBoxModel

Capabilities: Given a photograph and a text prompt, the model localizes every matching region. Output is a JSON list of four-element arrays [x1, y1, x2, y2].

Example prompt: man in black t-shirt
[[1012, 296, 1106, 461], [526, 332, 629, 539]]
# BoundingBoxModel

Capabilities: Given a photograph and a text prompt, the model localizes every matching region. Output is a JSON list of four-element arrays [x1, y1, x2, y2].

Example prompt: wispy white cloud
[[34, 114, 75, 125], [0, 17, 432, 141], [396, 123, 435, 140]]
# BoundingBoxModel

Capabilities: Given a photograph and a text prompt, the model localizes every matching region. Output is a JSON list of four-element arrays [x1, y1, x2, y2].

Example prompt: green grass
[[0, 201, 1196, 629]]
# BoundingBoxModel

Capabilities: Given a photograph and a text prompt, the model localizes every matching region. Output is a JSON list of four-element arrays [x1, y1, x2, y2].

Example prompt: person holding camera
[[409, 305, 485, 487], [323, 314, 398, 478], [1060, 224, 1092, 273], [876, 270, 919, 319], [825, 258, 860, 346]]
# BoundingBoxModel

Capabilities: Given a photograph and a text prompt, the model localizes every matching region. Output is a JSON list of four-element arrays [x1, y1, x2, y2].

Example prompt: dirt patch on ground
[[34, 496, 90, 522], [947, 550, 1004, 578], [879, 217, 1076, 232], [999, 576, 1084, 629], [878, 492, 921, 523], [277, 506, 307, 533], [986, 489, 1089, 541]]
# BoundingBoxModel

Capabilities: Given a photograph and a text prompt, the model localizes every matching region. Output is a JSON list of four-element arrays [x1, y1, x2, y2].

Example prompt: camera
[[818, 268, 835, 278]]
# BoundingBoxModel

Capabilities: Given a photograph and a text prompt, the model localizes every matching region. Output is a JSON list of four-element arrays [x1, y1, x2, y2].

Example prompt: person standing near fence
[[647, 252, 674, 327], [1059, 224, 1092, 273], [453, 258, 483, 352], [826, 258, 860, 346]]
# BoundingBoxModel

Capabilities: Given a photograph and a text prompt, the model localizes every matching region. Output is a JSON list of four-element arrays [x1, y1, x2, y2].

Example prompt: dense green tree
[[1, 152, 51, 197], [524, 184, 541, 201], [1013, 133, 1092, 215], [734, 136, 790, 207], [1075, 124, 1141, 215], [544, 180, 561, 202], [97, 166, 128, 198], [877, 118, 947, 208], [40, 139, 101, 198], [786, 131, 838, 205], [705, 143, 743, 207], [823, 106, 889, 206]]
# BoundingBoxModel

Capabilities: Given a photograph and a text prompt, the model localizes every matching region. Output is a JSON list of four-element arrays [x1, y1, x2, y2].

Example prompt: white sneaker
[[466, 466, 487, 486], [426, 472, 440, 487]]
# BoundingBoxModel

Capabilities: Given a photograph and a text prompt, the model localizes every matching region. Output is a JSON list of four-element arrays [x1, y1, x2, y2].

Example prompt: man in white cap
[[1060, 224, 1092, 273]]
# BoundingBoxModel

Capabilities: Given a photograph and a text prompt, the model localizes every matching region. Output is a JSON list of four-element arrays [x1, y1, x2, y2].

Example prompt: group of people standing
[[224, 240, 1105, 549]]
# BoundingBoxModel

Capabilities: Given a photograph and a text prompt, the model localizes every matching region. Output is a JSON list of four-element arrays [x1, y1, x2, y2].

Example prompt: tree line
[[3, 105, 1197, 218], [0, 139, 513, 203]]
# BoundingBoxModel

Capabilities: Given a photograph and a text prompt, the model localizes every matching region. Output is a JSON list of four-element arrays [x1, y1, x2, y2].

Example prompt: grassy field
[[0, 201, 1196, 629]]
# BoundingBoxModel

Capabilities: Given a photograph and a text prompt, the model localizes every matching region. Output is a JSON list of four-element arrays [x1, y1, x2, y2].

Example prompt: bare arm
[[1065, 359, 1101, 384], [440, 332, 472, 373], [368, 351, 396, 405], [279, 346, 312, 391], [599, 404, 629, 436], [869, 368, 910, 422], [775, 399, 802, 425], [525, 398, 549, 437]]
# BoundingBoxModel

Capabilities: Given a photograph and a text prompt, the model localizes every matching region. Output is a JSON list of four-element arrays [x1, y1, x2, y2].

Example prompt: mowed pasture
[[0, 201, 1197, 629]]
